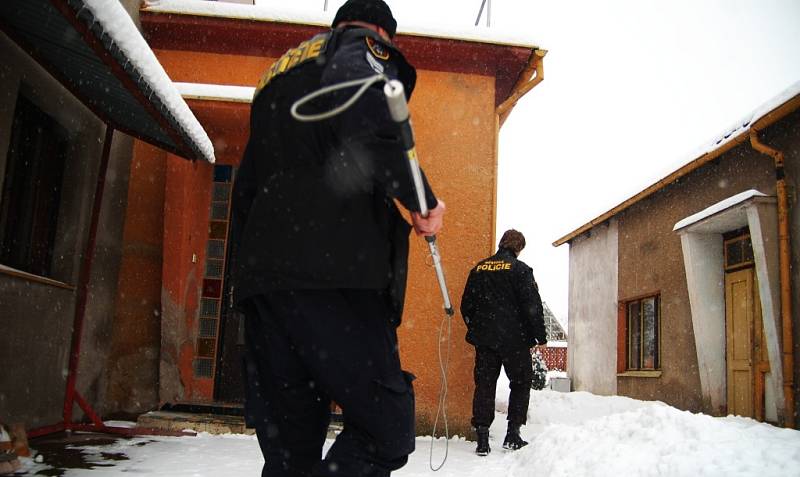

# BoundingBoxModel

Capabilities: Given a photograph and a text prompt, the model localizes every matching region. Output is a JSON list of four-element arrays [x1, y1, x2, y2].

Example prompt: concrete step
[[137, 411, 343, 438], [137, 411, 253, 435]]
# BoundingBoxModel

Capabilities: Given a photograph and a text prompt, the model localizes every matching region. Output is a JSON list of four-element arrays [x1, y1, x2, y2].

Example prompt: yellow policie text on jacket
[[254, 34, 328, 97], [475, 260, 512, 272]]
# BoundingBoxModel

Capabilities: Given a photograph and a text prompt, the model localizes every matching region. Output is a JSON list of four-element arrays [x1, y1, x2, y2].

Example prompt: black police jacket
[[460, 248, 547, 349], [229, 27, 438, 323]]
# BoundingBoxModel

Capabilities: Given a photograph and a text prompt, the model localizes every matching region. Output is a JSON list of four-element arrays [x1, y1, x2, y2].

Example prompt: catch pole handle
[[384, 80, 454, 316], [384, 80, 429, 217]]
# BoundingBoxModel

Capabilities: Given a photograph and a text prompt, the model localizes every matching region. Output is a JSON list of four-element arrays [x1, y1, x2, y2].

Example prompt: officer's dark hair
[[332, 0, 397, 38], [499, 229, 526, 256]]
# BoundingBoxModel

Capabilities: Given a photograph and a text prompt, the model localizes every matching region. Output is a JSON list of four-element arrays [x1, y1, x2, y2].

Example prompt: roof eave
[[139, 9, 537, 108], [552, 91, 800, 247]]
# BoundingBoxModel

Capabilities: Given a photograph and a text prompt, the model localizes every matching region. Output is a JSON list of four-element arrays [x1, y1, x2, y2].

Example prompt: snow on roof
[[175, 82, 255, 103], [672, 189, 768, 232], [85, 0, 215, 162], [623, 80, 800, 206], [555, 79, 800, 246], [674, 79, 800, 171], [142, 0, 540, 48]]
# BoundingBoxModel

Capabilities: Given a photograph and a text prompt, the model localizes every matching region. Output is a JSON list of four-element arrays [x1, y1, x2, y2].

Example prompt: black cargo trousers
[[471, 346, 533, 429], [242, 289, 415, 477]]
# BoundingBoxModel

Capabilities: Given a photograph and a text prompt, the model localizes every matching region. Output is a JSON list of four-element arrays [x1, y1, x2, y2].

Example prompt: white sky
[[493, 0, 800, 321], [203, 0, 800, 321], [18, 372, 800, 476]]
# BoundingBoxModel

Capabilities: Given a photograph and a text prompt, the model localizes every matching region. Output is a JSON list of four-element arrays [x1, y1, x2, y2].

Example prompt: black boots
[[475, 426, 490, 456], [475, 424, 527, 456], [502, 424, 528, 450]]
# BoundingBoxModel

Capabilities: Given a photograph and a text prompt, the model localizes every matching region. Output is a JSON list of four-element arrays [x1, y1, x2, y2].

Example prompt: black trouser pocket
[[371, 370, 416, 460]]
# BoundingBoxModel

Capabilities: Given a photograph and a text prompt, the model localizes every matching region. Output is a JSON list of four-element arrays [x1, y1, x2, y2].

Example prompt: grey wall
[[0, 31, 132, 427], [567, 219, 619, 395]]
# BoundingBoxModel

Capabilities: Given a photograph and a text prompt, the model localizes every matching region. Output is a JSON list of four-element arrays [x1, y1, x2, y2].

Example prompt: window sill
[[0, 264, 75, 290], [617, 370, 662, 378]]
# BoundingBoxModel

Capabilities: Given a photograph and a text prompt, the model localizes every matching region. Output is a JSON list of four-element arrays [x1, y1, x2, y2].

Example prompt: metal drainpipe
[[749, 129, 796, 428]]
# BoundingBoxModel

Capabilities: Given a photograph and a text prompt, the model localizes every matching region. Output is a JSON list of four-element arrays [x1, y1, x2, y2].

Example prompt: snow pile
[[517, 398, 800, 477], [17, 386, 800, 476], [70, 433, 260, 476]]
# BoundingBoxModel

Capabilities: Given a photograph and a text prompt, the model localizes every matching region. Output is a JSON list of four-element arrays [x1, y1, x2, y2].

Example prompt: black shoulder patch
[[365, 36, 390, 61]]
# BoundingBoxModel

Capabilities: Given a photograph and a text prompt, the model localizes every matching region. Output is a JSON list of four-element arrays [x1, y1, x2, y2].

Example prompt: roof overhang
[[672, 190, 771, 234], [139, 7, 539, 109], [0, 0, 214, 162]]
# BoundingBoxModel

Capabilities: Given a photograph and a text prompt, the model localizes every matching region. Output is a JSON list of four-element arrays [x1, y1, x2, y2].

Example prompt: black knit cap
[[332, 0, 397, 38]]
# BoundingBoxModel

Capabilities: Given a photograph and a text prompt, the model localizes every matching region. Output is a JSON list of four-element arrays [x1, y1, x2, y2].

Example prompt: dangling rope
[[428, 274, 453, 471], [290, 74, 387, 122]]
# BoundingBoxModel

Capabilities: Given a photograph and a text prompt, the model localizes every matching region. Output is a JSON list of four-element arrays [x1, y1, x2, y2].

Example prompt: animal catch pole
[[384, 79, 454, 471], [383, 80, 454, 317]]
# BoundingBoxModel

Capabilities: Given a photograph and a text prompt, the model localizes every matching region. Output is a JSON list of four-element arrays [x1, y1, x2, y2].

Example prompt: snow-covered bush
[[531, 349, 548, 390]]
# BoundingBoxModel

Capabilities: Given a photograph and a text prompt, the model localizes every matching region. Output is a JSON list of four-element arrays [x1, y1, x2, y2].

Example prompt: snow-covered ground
[[18, 372, 800, 476]]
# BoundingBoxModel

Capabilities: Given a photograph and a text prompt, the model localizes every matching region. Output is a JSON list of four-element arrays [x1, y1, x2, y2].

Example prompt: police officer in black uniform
[[229, 1, 445, 476], [460, 229, 546, 456]]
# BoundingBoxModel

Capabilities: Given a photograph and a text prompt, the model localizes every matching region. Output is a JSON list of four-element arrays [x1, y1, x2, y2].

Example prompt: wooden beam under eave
[[497, 49, 546, 126]]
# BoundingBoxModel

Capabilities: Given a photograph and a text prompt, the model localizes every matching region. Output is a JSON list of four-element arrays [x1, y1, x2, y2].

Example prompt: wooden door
[[725, 268, 755, 417], [213, 168, 245, 404]]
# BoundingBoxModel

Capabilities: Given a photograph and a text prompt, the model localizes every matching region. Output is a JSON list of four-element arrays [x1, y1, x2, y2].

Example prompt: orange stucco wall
[[161, 154, 215, 402], [107, 140, 167, 412], [398, 69, 497, 434], [137, 48, 499, 435]]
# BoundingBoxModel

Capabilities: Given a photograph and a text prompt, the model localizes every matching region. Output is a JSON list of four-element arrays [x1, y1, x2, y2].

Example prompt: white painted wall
[[567, 219, 618, 395], [747, 201, 784, 422], [678, 231, 726, 414]]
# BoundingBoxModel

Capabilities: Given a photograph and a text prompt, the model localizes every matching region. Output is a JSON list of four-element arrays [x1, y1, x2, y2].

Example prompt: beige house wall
[[616, 144, 777, 413]]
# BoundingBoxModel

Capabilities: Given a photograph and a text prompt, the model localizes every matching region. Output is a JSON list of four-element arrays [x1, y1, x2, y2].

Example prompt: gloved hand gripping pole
[[383, 80, 454, 317]]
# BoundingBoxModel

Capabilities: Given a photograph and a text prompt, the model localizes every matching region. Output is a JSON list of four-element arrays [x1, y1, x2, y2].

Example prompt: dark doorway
[[214, 270, 246, 403], [213, 166, 245, 404]]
